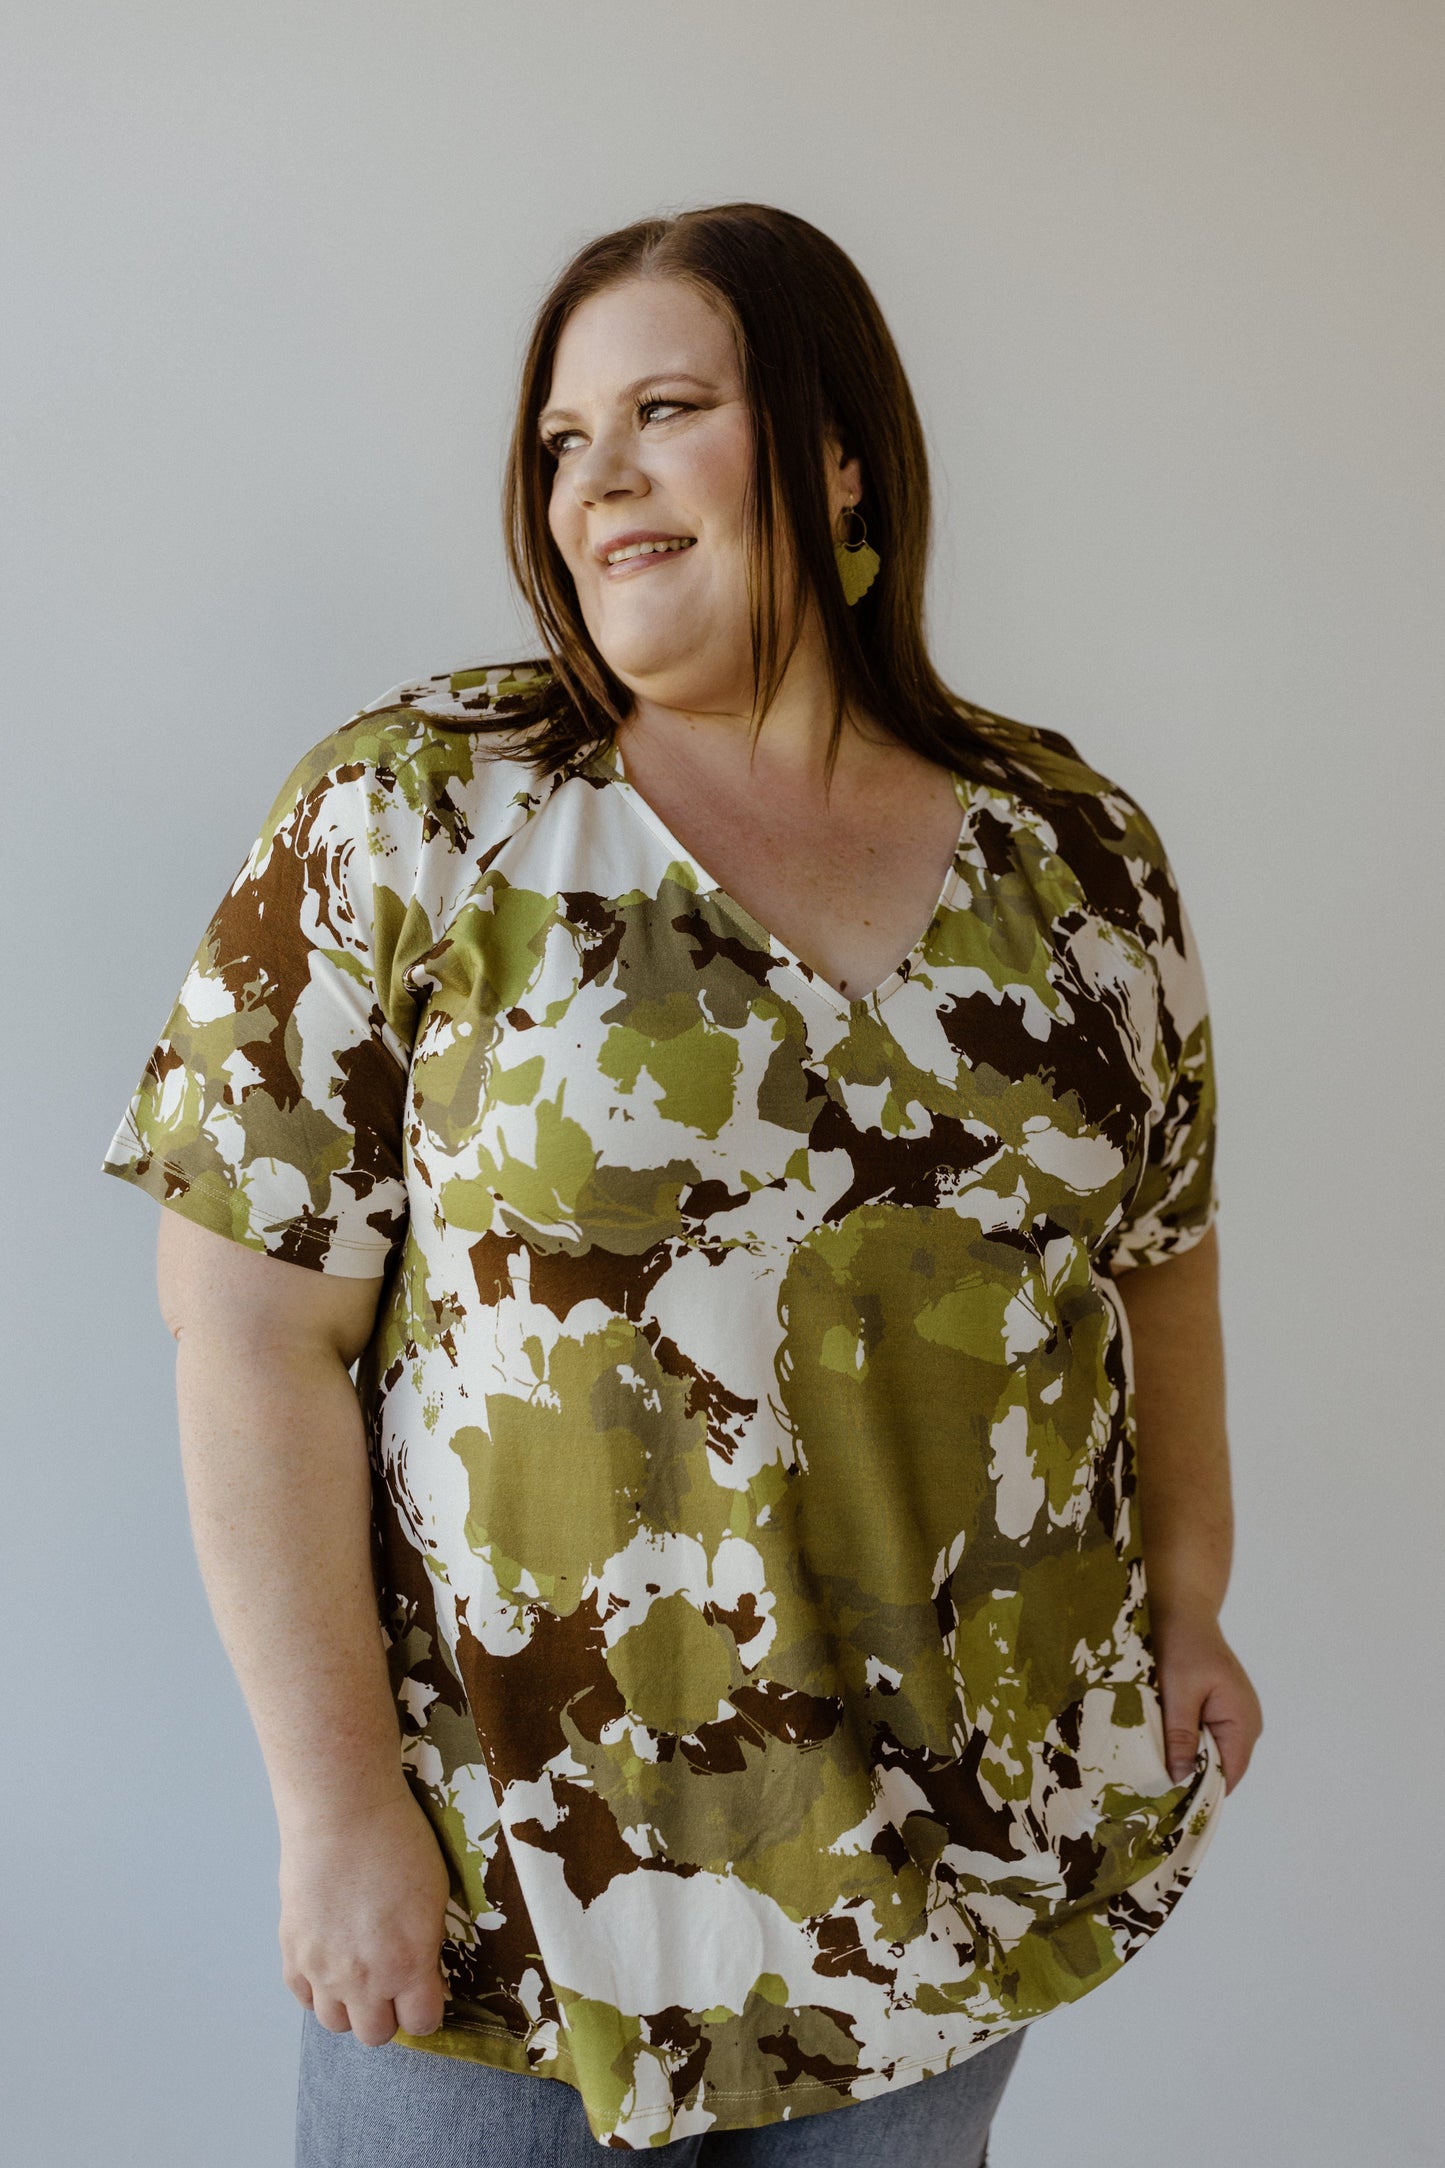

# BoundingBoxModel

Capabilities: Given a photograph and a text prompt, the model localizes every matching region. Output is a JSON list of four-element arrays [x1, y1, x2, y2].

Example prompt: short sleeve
[[102, 746, 417, 1277], [1104, 883, 1221, 1276]]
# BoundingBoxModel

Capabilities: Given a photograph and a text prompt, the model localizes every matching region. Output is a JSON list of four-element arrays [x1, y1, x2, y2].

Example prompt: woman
[[104, 202, 1262, 2163]]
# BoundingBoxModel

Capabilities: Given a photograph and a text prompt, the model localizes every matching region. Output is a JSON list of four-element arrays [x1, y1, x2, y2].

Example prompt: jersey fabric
[[103, 661, 1226, 2149]]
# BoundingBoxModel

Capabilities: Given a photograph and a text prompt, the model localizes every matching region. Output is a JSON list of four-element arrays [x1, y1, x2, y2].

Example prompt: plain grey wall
[[5, 3, 1441, 2162]]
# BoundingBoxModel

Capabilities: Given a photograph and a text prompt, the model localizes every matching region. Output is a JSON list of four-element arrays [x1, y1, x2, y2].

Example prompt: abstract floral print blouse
[[104, 661, 1226, 2148]]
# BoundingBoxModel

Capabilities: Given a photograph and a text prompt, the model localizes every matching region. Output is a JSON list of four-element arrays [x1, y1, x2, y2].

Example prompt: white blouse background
[[4, 4, 1439, 2164]]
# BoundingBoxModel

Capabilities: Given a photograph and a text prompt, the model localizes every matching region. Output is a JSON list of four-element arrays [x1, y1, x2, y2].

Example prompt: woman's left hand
[[1153, 1602, 1264, 1794]]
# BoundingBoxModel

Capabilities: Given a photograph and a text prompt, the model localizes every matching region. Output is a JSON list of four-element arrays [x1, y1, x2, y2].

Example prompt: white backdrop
[[4, 4, 1441, 2162]]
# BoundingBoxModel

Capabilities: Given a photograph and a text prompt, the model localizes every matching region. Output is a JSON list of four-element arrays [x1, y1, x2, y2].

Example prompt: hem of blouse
[[395, 2009, 1028, 2116], [1157, 1716, 1230, 1905], [394, 1754, 1226, 2132], [394, 2013, 576, 2084]]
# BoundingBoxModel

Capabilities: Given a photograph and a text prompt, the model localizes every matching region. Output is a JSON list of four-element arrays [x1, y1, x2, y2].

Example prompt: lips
[[595, 530, 697, 567]]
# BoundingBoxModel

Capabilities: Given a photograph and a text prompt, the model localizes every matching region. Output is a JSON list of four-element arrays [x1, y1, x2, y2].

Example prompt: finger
[[1161, 1665, 1204, 1786], [1159, 1677, 1205, 1782], [348, 2000, 400, 2050], [394, 1973, 447, 2038], [1201, 1674, 1264, 1793], [1164, 1719, 1201, 1783], [1203, 1713, 1255, 1794], [311, 1995, 353, 2035]]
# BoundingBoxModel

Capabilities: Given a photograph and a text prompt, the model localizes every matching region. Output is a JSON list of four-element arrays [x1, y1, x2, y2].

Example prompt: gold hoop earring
[[835, 502, 881, 605]]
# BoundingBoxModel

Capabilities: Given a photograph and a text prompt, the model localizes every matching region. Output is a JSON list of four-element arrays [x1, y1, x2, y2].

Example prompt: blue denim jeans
[[295, 2008, 1028, 2165]]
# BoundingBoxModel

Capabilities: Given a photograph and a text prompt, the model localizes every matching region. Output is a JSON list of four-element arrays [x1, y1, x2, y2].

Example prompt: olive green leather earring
[[835, 501, 881, 605]]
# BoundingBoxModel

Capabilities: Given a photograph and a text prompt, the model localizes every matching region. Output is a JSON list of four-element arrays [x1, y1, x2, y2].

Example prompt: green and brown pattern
[[104, 662, 1225, 2146]]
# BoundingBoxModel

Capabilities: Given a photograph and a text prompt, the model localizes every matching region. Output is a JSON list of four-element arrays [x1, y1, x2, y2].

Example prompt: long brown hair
[[453, 201, 1039, 793]]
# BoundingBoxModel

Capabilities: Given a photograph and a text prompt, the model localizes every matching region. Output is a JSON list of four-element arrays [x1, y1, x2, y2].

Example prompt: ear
[[822, 428, 865, 514]]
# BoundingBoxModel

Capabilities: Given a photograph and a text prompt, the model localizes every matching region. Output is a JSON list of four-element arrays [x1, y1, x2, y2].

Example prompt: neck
[[616, 614, 888, 788]]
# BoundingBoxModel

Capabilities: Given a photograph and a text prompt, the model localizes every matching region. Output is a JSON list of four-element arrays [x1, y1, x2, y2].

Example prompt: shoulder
[[254, 658, 569, 866], [956, 694, 1183, 929]]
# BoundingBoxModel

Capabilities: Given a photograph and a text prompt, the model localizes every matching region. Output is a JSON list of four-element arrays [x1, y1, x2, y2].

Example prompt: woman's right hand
[[278, 1788, 453, 2046], [157, 1215, 452, 2048]]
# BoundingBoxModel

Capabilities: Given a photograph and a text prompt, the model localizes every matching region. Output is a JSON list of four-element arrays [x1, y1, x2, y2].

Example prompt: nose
[[570, 427, 648, 511]]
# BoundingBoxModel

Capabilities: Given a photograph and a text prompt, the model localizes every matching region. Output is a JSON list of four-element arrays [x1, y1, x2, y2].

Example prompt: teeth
[[606, 537, 696, 565]]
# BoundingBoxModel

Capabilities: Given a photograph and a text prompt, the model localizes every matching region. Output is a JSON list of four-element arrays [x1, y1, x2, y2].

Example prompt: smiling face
[[541, 275, 853, 719]]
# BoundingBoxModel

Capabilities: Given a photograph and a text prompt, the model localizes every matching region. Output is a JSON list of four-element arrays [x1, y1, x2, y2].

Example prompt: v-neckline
[[587, 736, 974, 1024]]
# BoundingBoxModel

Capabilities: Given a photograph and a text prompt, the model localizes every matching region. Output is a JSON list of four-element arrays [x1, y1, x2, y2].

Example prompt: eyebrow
[[536, 372, 720, 430]]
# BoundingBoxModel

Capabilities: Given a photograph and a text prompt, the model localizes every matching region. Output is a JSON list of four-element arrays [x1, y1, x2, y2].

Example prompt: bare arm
[[157, 1210, 450, 2044], [1114, 1222, 1263, 1792]]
